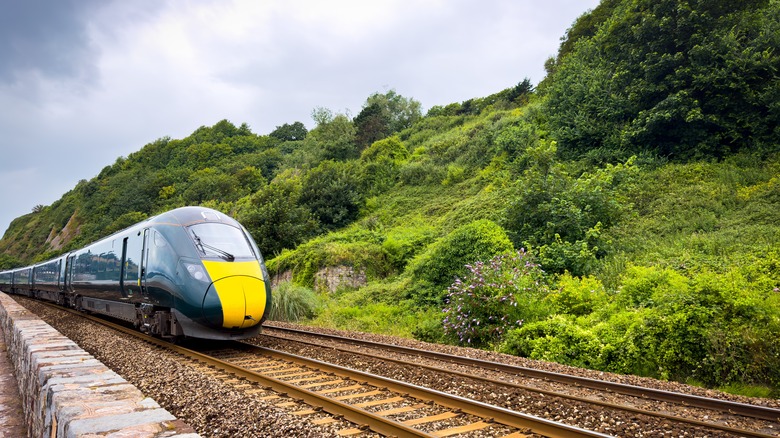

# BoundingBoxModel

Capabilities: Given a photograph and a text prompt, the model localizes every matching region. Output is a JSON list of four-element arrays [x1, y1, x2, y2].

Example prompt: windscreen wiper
[[191, 231, 235, 261]]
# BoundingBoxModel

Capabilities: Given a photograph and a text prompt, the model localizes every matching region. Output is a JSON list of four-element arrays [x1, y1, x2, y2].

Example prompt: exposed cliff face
[[272, 265, 367, 293], [314, 265, 367, 293], [0, 210, 81, 265], [45, 212, 81, 252]]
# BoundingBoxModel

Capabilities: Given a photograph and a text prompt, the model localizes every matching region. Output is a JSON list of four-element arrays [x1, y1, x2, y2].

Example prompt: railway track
[[23, 300, 611, 437], [16, 296, 780, 437], [199, 342, 609, 437], [258, 323, 780, 438]]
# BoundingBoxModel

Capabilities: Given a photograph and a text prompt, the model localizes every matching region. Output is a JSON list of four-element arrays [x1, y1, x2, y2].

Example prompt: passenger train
[[0, 206, 272, 340]]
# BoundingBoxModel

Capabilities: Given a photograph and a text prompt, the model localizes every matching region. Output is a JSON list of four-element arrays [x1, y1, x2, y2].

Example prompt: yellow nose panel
[[203, 261, 266, 329]]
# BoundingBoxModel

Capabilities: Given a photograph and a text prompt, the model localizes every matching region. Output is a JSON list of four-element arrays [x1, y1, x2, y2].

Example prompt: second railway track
[[257, 323, 780, 438]]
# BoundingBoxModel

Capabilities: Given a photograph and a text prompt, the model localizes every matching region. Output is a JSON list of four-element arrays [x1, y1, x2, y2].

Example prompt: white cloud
[[0, 0, 600, 238]]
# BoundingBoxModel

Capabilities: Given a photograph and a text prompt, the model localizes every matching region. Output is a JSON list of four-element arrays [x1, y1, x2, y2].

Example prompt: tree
[[300, 160, 363, 230], [181, 168, 239, 204], [238, 174, 317, 256], [270, 122, 308, 142], [543, 0, 780, 159], [0, 253, 22, 269], [311, 106, 334, 126], [354, 101, 389, 148], [354, 90, 422, 148], [310, 113, 358, 161]]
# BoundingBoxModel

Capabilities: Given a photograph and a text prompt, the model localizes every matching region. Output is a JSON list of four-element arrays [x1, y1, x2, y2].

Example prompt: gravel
[[14, 298, 364, 438]]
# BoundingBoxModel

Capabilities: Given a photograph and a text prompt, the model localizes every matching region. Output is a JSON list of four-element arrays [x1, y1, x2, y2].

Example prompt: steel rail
[[230, 341, 613, 438], [261, 329, 779, 438], [28, 300, 612, 438], [263, 324, 780, 423]]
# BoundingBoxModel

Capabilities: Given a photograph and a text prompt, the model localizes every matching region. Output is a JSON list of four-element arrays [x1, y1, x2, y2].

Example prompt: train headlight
[[183, 262, 209, 282]]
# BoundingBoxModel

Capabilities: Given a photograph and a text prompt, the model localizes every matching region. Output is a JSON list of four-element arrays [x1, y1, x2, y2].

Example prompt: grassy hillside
[[2, 0, 779, 396]]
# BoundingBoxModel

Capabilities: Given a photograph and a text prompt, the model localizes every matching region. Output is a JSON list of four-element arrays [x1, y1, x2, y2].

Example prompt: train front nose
[[200, 261, 268, 329]]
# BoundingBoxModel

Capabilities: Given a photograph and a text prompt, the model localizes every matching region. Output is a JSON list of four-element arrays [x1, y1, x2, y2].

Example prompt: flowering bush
[[442, 249, 551, 347]]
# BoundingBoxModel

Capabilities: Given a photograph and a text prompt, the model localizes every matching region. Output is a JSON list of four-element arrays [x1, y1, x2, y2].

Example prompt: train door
[[65, 254, 76, 293], [121, 230, 145, 298], [140, 229, 150, 297]]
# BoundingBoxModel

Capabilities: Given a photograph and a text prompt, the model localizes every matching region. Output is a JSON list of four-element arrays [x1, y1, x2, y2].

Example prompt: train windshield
[[188, 223, 256, 261]]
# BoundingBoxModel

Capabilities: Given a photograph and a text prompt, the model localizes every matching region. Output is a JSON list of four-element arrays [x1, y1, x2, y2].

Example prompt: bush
[[407, 219, 514, 304], [412, 317, 446, 343], [616, 265, 689, 308], [268, 281, 319, 322], [381, 225, 437, 272], [268, 232, 392, 289], [500, 315, 605, 369], [546, 273, 608, 316], [535, 234, 600, 277], [442, 249, 551, 348], [238, 175, 318, 257], [601, 266, 780, 385], [300, 160, 364, 230], [361, 136, 409, 163], [398, 160, 446, 186], [502, 151, 636, 275]]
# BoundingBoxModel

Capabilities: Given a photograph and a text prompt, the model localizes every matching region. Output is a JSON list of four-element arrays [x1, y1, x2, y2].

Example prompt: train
[[0, 206, 272, 340]]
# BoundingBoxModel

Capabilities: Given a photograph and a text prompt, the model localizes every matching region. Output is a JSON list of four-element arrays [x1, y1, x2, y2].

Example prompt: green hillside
[[2, 0, 779, 396]]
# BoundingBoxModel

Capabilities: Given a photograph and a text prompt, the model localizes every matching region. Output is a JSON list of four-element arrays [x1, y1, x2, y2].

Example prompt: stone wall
[[0, 292, 200, 438]]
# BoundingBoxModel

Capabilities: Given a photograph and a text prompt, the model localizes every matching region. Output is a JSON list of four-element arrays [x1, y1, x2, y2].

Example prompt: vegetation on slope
[[2, 0, 779, 396]]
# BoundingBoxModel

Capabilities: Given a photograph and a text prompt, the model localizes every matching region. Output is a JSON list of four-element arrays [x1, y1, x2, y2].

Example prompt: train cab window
[[188, 223, 255, 261], [154, 231, 168, 248]]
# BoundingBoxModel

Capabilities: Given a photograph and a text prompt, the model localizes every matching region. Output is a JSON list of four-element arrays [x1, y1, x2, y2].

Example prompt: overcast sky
[[0, 0, 599, 238]]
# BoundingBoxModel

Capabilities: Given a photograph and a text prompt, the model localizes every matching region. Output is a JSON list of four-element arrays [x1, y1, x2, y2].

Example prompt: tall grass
[[268, 281, 319, 322]]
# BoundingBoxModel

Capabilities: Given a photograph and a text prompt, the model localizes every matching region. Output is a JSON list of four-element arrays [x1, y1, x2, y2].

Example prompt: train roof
[[0, 206, 239, 276], [150, 206, 241, 228]]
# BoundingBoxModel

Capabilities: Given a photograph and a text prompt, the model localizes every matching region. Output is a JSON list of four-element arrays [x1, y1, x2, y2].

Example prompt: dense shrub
[[500, 315, 604, 369], [502, 144, 636, 275], [545, 273, 608, 316], [300, 160, 364, 230], [398, 160, 446, 186], [411, 316, 446, 343], [406, 219, 514, 304], [360, 136, 409, 163], [238, 174, 318, 257], [544, 0, 780, 159], [598, 266, 780, 386], [268, 235, 391, 289], [381, 225, 437, 272]]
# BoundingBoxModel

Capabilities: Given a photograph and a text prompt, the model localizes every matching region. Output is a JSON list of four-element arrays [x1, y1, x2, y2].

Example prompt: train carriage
[[0, 206, 272, 340]]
